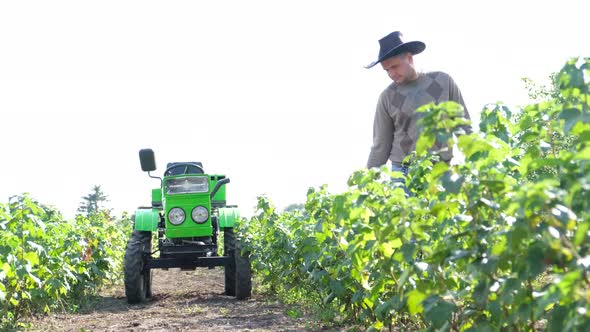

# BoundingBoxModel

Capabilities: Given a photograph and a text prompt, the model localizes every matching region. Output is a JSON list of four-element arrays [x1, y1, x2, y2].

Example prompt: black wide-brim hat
[[365, 31, 425, 69]]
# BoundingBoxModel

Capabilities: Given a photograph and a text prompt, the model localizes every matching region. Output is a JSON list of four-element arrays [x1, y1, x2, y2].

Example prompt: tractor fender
[[134, 209, 160, 231], [218, 207, 240, 228]]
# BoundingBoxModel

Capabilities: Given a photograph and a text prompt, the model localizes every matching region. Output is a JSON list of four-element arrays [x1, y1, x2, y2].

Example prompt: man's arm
[[448, 75, 473, 134], [367, 94, 394, 168]]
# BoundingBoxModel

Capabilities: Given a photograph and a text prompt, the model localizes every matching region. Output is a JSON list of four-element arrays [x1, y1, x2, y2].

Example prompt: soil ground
[[28, 268, 318, 332]]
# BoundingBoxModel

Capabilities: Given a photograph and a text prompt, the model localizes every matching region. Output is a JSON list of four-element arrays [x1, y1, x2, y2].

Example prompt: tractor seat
[[165, 162, 204, 176]]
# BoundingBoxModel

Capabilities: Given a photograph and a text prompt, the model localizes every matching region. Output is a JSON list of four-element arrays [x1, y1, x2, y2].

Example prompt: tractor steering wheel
[[163, 163, 204, 176]]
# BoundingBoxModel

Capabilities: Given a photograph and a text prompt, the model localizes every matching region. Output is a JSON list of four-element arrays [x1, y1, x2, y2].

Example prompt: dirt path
[[29, 268, 315, 332]]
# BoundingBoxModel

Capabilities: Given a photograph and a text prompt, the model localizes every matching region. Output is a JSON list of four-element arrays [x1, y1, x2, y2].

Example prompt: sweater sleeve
[[367, 93, 394, 168], [448, 75, 473, 134]]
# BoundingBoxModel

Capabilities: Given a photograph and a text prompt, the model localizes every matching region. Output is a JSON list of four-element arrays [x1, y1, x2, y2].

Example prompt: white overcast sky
[[1, 0, 588, 219]]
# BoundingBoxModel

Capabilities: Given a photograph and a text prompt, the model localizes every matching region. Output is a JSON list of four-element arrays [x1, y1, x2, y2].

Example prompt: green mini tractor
[[124, 149, 251, 303]]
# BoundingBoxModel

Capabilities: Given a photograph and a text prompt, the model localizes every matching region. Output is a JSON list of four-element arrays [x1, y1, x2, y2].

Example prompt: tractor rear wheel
[[234, 240, 252, 300], [124, 230, 152, 304], [223, 228, 236, 296]]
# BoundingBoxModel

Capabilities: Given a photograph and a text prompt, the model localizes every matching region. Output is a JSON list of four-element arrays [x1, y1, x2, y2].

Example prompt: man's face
[[381, 53, 415, 84]]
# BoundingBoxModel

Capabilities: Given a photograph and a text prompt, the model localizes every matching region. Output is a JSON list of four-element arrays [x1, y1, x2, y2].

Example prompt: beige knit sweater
[[367, 71, 471, 168]]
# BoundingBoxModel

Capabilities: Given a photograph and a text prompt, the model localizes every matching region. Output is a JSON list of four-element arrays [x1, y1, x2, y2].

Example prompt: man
[[365, 31, 471, 174]]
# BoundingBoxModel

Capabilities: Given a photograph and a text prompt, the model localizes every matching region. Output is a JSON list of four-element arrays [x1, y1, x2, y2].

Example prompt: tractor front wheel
[[124, 230, 152, 304], [234, 240, 252, 300], [223, 228, 236, 296], [223, 228, 252, 300]]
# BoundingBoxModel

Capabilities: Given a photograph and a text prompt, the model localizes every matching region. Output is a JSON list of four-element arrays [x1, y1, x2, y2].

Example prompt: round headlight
[[168, 207, 186, 225], [192, 206, 209, 224]]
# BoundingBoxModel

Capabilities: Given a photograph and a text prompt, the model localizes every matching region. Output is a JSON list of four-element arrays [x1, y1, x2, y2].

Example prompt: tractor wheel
[[124, 230, 152, 304], [223, 228, 236, 296], [234, 240, 252, 300]]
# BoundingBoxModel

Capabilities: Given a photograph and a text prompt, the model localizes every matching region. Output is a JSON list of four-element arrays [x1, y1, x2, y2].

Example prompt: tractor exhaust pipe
[[211, 178, 230, 199]]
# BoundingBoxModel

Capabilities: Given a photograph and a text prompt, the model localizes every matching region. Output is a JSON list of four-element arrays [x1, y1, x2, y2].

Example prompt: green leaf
[[488, 300, 502, 323], [509, 224, 528, 250], [407, 289, 427, 315], [491, 237, 507, 256], [465, 323, 494, 332], [364, 240, 376, 250], [526, 244, 545, 278], [449, 249, 470, 261], [26, 240, 45, 253], [559, 108, 582, 134], [555, 271, 582, 298], [375, 300, 393, 321], [367, 321, 383, 332], [24, 251, 39, 267], [551, 204, 577, 224], [1, 262, 12, 277], [574, 146, 590, 160], [574, 221, 589, 246], [380, 242, 395, 257], [286, 308, 302, 318], [416, 134, 436, 154], [391, 238, 403, 249], [548, 305, 567, 332], [423, 295, 457, 328], [329, 279, 346, 297], [458, 134, 490, 159], [27, 272, 42, 287], [473, 281, 489, 308], [480, 179, 506, 192], [397, 268, 411, 292], [431, 162, 450, 180], [401, 242, 417, 262], [479, 256, 499, 275], [440, 171, 465, 194]]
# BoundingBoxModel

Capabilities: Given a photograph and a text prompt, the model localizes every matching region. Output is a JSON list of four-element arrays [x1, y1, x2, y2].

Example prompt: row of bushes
[[239, 58, 590, 331], [0, 195, 130, 329]]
